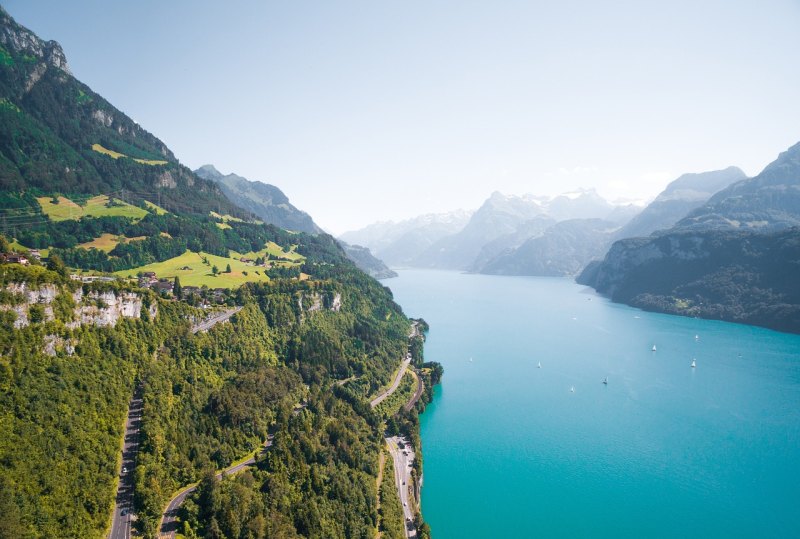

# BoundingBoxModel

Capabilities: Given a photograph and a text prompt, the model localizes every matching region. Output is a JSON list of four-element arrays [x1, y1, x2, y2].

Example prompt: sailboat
[[570, 386, 575, 393], [652, 344, 657, 352], [602, 377, 608, 385], [537, 361, 541, 369], [695, 334, 699, 340], [469, 357, 473, 362], [691, 359, 696, 368]]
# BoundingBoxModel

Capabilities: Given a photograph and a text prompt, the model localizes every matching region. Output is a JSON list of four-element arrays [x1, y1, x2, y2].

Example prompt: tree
[[212, 265, 219, 275], [225, 264, 232, 274], [28, 304, 45, 323], [47, 253, 69, 278], [174, 276, 182, 299]]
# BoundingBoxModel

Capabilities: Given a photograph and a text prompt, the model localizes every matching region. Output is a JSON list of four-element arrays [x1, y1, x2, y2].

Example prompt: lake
[[387, 270, 800, 538]]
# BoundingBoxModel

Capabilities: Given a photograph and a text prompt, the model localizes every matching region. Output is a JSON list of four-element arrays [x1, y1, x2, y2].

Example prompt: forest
[[0, 244, 439, 539]]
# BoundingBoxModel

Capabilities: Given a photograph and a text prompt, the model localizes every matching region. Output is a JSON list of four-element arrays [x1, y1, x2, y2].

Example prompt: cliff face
[[1, 282, 155, 329], [577, 228, 800, 333]]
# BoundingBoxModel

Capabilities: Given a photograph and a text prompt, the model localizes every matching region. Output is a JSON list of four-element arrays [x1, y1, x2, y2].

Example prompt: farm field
[[78, 234, 147, 252], [114, 250, 275, 288], [37, 195, 149, 222], [234, 241, 304, 262], [91, 143, 168, 165]]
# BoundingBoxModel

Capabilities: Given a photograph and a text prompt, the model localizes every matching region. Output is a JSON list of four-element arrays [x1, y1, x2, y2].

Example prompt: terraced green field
[[114, 250, 276, 288], [37, 195, 149, 222], [91, 143, 168, 165]]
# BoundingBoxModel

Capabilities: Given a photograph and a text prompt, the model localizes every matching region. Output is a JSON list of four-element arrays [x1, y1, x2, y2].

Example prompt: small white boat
[[695, 334, 699, 340], [570, 386, 575, 393], [691, 359, 696, 368], [537, 361, 541, 368], [652, 345, 657, 352], [469, 357, 473, 362], [602, 377, 608, 385]]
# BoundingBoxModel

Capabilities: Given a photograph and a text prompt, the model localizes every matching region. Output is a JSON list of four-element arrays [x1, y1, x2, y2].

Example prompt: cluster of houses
[[0, 249, 42, 266], [137, 271, 228, 304]]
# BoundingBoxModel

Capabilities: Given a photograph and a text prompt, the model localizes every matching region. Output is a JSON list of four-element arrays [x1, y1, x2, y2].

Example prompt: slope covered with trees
[[0, 8, 440, 539]]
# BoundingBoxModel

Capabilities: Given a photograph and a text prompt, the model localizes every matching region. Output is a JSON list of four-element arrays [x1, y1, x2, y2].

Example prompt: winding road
[[403, 370, 424, 413], [158, 436, 272, 538], [386, 436, 417, 538], [190, 307, 242, 334], [370, 356, 412, 408], [108, 388, 143, 539]]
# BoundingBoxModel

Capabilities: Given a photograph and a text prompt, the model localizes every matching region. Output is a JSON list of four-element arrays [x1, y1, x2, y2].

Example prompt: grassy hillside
[[115, 250, 278, 288], [37, 195, 149, 222]]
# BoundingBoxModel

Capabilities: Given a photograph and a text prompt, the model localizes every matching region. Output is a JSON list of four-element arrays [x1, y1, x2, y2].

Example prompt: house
[[6, 254, 28, 265], [138, 272, 158, 288], [182, 286, 201, 297], [70, 275, 116, 283], [28, 249, 41, 261], [211, 287, 227, 302], [153, 279, 174, 295]]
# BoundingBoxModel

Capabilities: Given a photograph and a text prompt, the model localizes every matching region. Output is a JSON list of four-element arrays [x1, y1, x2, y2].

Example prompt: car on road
[[121, 509, 127, 516], [122, 466, 127, 473]]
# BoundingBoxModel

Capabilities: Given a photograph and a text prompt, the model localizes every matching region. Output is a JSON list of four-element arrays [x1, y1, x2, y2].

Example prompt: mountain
[[192, 165, 398, 277], [578, 227, 800, 333], [614, 167, 747, 239], [468, 215, 555, 271], [339, 210, 472, 267], [0, 7, 237, 217], [478, 218, 620, 276], [194, 165, 322, 234], [0, 8, 439, 538], [338, 241, 398, 279], [411, 189, 636, 270], [578, 143, 800, 333], [411, 192, 546, 269], [671, 142, 800, 232], [546, 188, 617, 221]]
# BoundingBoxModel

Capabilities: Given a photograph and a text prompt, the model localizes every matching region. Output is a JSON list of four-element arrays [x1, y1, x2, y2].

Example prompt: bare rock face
[[74, 291, 144, 327], [299, 291, 343, 313], [43, 334, 77, 357], [157, 171, 177, 188], [0, 7, 71, 95], [331, 292, 342, 312], [93, 109, 114, 127], [2, 283, 153, 329]]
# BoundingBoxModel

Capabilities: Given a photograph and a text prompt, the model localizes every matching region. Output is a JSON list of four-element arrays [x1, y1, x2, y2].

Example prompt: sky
[[5, 1, 800, 234]]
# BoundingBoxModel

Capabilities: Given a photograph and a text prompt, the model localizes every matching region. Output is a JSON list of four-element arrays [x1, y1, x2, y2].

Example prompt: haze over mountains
[[614, 166, 747, 239], [342, 167, 759, 279], [194, 165, 322, 235], [194, 165, 395, 279], [342, 188, 642, 275], [579, 142, 800, 333]]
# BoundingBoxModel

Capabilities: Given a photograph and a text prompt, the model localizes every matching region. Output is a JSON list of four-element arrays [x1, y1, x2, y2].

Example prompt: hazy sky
[[5, 1, 800, 234]]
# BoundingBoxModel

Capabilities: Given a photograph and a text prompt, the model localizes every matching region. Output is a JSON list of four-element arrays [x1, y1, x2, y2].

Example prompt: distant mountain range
[[478, 218, 621, 276], [343, 188, 643, 275], [579, 143, 800, 333], [339, 210, 472, 267]]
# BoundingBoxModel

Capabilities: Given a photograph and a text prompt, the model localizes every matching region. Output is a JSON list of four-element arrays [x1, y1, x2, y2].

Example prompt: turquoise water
[[387, 270, 800, 538]]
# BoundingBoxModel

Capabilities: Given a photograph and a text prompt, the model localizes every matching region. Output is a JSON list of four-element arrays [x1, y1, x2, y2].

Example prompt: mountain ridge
[[578, 142, 800, 334]]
